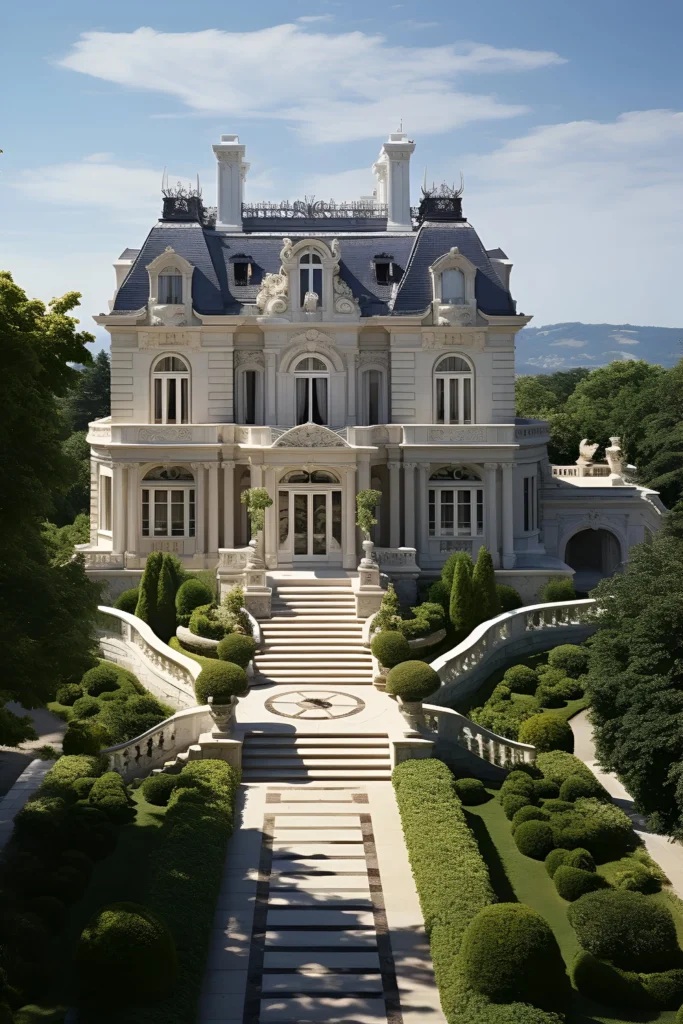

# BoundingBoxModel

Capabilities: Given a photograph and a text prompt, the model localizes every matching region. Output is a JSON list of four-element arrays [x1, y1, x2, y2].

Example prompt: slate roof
[[112, 217, 516, 318]]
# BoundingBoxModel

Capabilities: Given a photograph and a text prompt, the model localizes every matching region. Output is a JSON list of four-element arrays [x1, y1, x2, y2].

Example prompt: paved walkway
[[0, 702, 65, 797], [200, 781, 445, 1024], [571, 709, 683, 899], [0, 758, 55, 850]]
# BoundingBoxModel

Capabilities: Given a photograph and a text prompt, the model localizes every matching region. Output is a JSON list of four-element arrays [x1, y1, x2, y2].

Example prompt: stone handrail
[[422, 704, 536, 767], [97, 605, 200, 709], [102, 705, 213, 781], [429, 598, 597, 706]]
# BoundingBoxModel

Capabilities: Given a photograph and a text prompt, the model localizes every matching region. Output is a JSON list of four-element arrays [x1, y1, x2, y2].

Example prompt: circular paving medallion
[[265, 690, 366, 720]]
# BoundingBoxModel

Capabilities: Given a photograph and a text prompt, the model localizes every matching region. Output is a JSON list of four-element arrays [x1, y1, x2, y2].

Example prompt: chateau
[[82, 131, 664, 603]]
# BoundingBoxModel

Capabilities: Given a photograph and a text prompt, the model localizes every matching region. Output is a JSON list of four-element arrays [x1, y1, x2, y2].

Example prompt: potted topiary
[[370, 630, 410, 690], [356, 489, 382, 568], [241, 487, 273, 569], [385, 659, 440, 732], [195, 661, 249, 735]]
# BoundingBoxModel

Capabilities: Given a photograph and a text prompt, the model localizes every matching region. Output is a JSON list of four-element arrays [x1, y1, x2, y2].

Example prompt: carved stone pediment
[[273, 424, 349, 448], [150, 304, 188, 327]]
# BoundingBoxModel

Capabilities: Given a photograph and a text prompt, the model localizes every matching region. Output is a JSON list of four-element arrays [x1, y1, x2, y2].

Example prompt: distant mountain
[[516, 322, 683, 374]]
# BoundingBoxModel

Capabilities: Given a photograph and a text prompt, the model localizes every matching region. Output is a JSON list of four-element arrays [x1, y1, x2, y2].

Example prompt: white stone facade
[[81, 131, 665, 600]]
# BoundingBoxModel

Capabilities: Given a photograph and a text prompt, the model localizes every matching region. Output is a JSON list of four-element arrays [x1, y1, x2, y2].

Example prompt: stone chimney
[[212, 134, 249, 232], [373, 129, 416, 232]]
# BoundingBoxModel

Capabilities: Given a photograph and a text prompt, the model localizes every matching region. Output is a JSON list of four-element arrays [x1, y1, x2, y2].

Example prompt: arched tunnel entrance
[[564, 528, 622, 593]]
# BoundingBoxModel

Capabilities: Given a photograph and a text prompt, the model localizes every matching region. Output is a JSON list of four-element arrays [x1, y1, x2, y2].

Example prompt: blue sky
[[2, 0, 683, 352]]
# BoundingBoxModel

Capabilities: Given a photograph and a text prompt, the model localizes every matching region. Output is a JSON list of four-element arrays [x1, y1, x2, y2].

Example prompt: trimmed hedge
[[503, 665, 538, 695], [502, 793, 533, 820], [565, 847, 595, 871], [385, 660, 440, 702], [547, 643, 589, 678], [195, 661, 248, 704], [81, 664, 120, 697], [514, 820, 555, 860], [141, 773, 178, 807], [80, 901, 178, 1005], [496, 584, 523, 612], [453, 778, 490, 805], [392, 759, 495, 1022], [114, 587, 139, 614], [188, 604, 226, 641], [572, 951, 683, 1011], [62, 720, 111, 756], [545, 848, 569, 878], [539, 577, 575, 602], [41, 755, 106, 802], [71, 696, 101, 720], [542, 799, 575, 814], [553, 865, 604, 901], [511, 806, 549, 831], [500, 770, 536, 798], [559, 772, 609, 803], [371, 630, 411, 668], [460, 903, 571, 1011], [459, 999, 564, 1024], [518, 713, 574, 753], [216, 633, 256, 668], [55, 683, 83, 706], [175, 578, 214, 625], [88, 772, 133, 824], [533, 778, 559, 800], [568, 889, 681, 972], [549, 797, 634, 862]]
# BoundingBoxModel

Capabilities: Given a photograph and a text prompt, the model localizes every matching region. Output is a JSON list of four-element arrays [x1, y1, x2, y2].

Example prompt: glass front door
[[280, 490, 342, 561]]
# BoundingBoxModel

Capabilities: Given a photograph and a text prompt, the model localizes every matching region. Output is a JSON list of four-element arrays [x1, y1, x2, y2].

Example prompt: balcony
[[400, 424, 516, 446]]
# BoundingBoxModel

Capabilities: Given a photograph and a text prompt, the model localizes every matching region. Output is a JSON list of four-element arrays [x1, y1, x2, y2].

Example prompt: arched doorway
[[565, 528, 622, 591]]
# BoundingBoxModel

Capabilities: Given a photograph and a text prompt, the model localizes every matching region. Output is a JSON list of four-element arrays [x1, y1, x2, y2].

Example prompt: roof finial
[[423, 166, 428, 191], [161, 167, 168, 193], [398, 118, 403, 133]]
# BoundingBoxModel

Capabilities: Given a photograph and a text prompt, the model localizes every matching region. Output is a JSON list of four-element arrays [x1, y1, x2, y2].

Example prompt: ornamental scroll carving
[[150, 304, 188, 327], [333, 266, 359, 314], [273, 424, 349, 448], [423, 331, 485, 351], [428, 427, 487, 443], [255, 272, 289, 315], [234, 350, 265, 368]]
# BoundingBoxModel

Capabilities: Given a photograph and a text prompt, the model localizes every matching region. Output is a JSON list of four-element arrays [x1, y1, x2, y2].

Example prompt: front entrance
[[279, 489, 342, 562]]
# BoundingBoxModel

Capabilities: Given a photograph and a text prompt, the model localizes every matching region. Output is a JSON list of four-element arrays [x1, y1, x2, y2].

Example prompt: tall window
[[141, 466, 195, 538], [428, 467, 483, 538], [153, 355, 190, 425], [524, 475, 537, 532], [434, 356, 473, 424], [441, 268, 465, 304], [99, 472, 112, 532], [299, 251, 323, 306], [294, 356, 328, 425], [363, 369, 383, 425], [158, 272, 183, 305]]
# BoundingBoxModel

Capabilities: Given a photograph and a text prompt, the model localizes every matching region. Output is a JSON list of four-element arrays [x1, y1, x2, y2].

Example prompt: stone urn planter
[[208, 695, 238, 736], [397, 696, 426, 734], [373, 664, 388, 691]]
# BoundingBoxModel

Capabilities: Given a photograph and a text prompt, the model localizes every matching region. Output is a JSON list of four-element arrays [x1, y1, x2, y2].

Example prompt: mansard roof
[[112, 219, 516, 318]]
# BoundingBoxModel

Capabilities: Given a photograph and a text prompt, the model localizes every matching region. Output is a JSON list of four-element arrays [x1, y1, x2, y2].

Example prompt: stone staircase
[[255, 579, 373, 686], [241, 732, 392, 782]]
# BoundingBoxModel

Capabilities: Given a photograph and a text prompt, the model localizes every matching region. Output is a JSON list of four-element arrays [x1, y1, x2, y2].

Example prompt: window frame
[[298, 250, 324, 307], [433, 355, 474, 425], [523, 474, 537, 532], [233, 261, 251, 287], [98, 469, 112, 534], [157, 271, 183, 305], [141, 484, 196, 539], [428, 484, 484, 539], [293, 355, 330, 425], [151, 354, 191, 425], [441, 268, 466, 304]]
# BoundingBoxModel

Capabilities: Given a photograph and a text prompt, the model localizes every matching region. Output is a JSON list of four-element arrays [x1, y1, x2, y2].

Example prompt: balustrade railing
[[422, 704, 536, 766], [102, 706, 213, 781]]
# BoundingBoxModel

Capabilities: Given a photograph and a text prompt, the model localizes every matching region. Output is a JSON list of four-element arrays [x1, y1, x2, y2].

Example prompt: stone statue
[[576, 439, 599, 466], [605, 436, 625, 477], [255, 271, 288, 315], [302, 290, 319, 313], [333, 266, 359, 314]]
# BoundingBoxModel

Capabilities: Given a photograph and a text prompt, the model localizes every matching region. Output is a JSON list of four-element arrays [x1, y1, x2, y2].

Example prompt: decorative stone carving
[[577, 439, 599, 466], [256, 271, 289, 315], [437, 304, 474, 327], [150, 304, 188, 327], [302, 290, 319, 312], [605, 436, 625, 476], [234, 350, 265, 367], [273, 424, 349, 448], [137, 427, 192, 442], [439, 539, 472, 553], [139, 331, 200, 349], [358, 350, 389, 367], [280, 237, 295, 262], [333, 266, 359, 314], [428, 427, 486, 443], [422, 330, 485, 350]]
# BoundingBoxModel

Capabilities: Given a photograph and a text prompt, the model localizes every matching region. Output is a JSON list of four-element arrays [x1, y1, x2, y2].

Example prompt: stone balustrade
[[552, 464, 611, 478], [102, 706, 214, 781], [97, 605, 200, 709], [422, 704, 536, 767]]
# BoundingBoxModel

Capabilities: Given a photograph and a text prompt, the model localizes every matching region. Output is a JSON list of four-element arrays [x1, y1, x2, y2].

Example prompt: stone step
[[256, 653, 372, 663], [255, 669, 371, 678], [262, 623, 362, 632], [243, 752, 390, 763], [263, 645, 369, 654], [245, 736, 388, 747], [241, 767, 392, 780], [275, 587, 354, 595]]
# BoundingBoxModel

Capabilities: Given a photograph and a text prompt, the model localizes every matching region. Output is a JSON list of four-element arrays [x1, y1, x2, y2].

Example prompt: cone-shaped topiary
[[371, 630, 410, 669], [135, 551, 162, 628], [442, 551, 471, 593], [216, 633, 256, 668], [195, 661, 248, 704], [79, 901, 178, 1005], [385, 660, 439, 702], [450, 555, 476, 639], [373, 583, 401, 631], [518, 713, 574, 753], [175, 578, 214, 625], [473, 546, 501, 622], [155, 554, 178, 643]]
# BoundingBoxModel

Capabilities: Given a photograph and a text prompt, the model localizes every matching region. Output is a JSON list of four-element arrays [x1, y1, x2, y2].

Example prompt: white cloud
[[549, 339, 587, 347], [296, 14, 334, 22], [57, 25, 563, 142]]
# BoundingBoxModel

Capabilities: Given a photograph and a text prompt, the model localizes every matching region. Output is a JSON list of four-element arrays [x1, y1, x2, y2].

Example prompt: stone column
[[222, 461, 235, 549], [346, 351, 358, 425], [501, 462, 515, 569], [112, 463, 126, 558], [388, 460, 401, 548], [484, 463, 500, 568], [403, 462, 417, 548], [343, 465, 357, 568], [417, 463, 429, 563], [207, 462, 220, 555], [249, 460, 264, 490], [263, 464, 278, 569], [191, 463, 206, 556], [357, 455, 371, 493], [265, 352, 277, 424], [125, 463, 138, 560]]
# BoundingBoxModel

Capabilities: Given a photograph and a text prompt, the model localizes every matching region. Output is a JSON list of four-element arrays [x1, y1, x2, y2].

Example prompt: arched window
[[441, 268, 465, 304], [434, 355, 473, 425], [152, 355, 190, 425], [299, 251, 323, 307], [428, 466, 483, 539], [293, 356, 329, 425], [158, 271, 183, 305], [141, 466, 195, 539]]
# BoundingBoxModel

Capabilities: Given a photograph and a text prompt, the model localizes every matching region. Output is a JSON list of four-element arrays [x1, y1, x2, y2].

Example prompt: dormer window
[[373, 253, 401, 286], [158, 271, 183, 305], [442, 268, 465, 304], [234, 261, 251, 286], [375, 261, 391, 285], [299, 251, 323, 307]]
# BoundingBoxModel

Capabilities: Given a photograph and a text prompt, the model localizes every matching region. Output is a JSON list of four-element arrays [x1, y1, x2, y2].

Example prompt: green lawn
[[466, 792, 678, 1024]]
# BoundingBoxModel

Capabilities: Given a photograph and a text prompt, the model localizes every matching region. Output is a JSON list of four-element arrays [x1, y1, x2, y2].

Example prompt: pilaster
[[501, 462, 515, 569], [403, 462, 417, 548], [223, 461, 235, 549], [388, 460, 401, 549], [484, 463, 500, 568]]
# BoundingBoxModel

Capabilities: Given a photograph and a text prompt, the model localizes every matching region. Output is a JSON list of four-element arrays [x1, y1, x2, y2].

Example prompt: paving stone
[[259, 996, 388, 1021], [265, 928, 378, 948], [260, 972, 383, 994]]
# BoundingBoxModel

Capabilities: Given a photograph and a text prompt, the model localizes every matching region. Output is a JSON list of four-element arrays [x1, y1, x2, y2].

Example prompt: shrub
[[450, 555, 476, 639], [472, 546, 501, 621], [514, 820, 555, 859], [502, 793, 533, 820], [73, 777, 97, 800], [135, 551, 162, 628], [216, 632, 256, 668], [518, 713, 574, 753], [542, 799, 575, 813], [536, 750, 597, 787], [188, 604, 226, 640], [559, 772, 609, 803], [537, 676, 584, 705], [142, 774, 178, 807], [81, 663, 120, 697], [460, 903, 571, 1011], [26, 896, 67, 933], [456, 1001, 565, 1024], [641, 969, 683, 1009], [503, 664, 538, 694], [385, 660, 440, 702], [195, 660, 248, 704], [550, 798, 634, 862], [97, 694, 172, 745], [392, 759, 495, 1022], [539, 577, 576, 602], [545, 848, 569, 878], [500, 769, 536, 798], [114, 587, 139, 614], [80, 901, 178, 1005], [175, 578, 214, 625], [62, 720, 110, 756], [63, 804, 117, 860], [615, 864, 660, 893], [371, 630, 410, 668], [453, 778, 490, 805], [442, 551, 471, 592], [13, 1008, 67, 1024], [71, 696, 101, 720], [568, 889, 680, 972], [156, 554, 179, 643], [88, 772, 133, 824], [497, 584, 523, 612], [547, 643, 589, 678], [572, 951, 651, 1011], [373, 583, 401, 632], [41, 755, 105, 801], [55, 683, 83, 706], [429, 579, 450, 615], [512, 806, 549, 831], [554, 865, 604, 901], [565, 846, 595, 871], [533, 778, 559, 800]]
